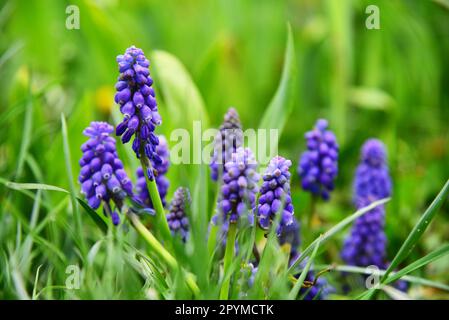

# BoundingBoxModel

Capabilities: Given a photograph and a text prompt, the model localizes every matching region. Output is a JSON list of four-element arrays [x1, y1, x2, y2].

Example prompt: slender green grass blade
[[384, 243, 449, 286], [382, 285, 412, 300], [288, 235, 321, 299], [16, 91, 33, 179], [381, 179, 449, 281], [0, 178, 69, 193], [32, 265, 43, 300], [314, 264, 449, 292], [61, 113, 86, 256]]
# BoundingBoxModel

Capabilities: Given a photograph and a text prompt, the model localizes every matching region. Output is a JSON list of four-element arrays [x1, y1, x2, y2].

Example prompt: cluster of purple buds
[[79, 122, 133, 225], [342, 139, 391, 267], [297, 119, 338, 200], [136, 135, 170, 207], [257, 156, 294, 234], [115, 46, 162, 178], [353, 139, 391, 202], [216, 147, 260, 225], [210, 108, 243, 181], [167, 187, 191, 242], [341, 196, 387, 267], [342, 139, 406, 291]]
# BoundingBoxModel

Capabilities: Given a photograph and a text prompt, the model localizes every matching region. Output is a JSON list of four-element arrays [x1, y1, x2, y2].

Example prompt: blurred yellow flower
[[16, 65, 30, 88], [95, 85, 114, 115]]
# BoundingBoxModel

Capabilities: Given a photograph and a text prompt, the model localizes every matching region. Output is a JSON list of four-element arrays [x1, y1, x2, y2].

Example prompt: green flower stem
[[219, 222, 237, 300], [128, 212, 200, 296], [207, 223, 219, 258], [139, 153, 171, 242], [129, 211, 177, 270], [207, 182, 221, 258]]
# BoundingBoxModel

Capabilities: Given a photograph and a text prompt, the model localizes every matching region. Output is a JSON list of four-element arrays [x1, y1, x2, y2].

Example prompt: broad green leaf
[[257, 23, 297, 159], [289, 198, 390, 273], [151, 50, 210, 129], [76, 197, 108, 234]]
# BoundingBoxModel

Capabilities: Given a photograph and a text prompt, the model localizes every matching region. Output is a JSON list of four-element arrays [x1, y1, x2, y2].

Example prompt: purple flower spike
[[210, 108, 243, 181], [341, 139, 407, 291], [342, 139, 391, 268], [215, 147, 260, 225], [353, 139, 391, 202], [115, 46, 162, 171], [297, 119, 339, 200], [136, 135, 170, 207], [79, 122, 133, 224], [167, 187, 191, 242], [256, 156, 294, 235], [341, 197, 387, 268]]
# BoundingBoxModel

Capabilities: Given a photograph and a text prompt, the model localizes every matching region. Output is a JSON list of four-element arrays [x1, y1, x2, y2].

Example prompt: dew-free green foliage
[[1, 0, 449, 300]]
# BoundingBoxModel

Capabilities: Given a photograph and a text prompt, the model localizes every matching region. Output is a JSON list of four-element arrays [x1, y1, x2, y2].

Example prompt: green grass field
[[1, 0, 449, 300]]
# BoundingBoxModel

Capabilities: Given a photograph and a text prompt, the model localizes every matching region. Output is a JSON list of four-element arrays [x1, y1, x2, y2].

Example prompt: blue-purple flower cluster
[[79, 122, 133, 225], [210, 108, 243, 181], [297, 119, 338, 200], [353, 139, 392, 201], [342, 139, 391, 267], [216, 147, 260, 224], [167, 187, 190, 242], [341, 197, 387, 267], [115, 46, 162, 179], [136, 135, 170, 207], [256, 156, 294, 234], [341, 139, 408, 291]]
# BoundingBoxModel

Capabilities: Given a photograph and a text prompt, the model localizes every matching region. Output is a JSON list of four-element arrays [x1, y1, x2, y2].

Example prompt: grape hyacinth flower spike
[[217, 147, 260, 299], [115, 45, 162, 178], [216, 147, 260, 225], [167, 187, 191, 242], [256, 156, 294, 235], [136, 135, 170, 207], [298, 119, 339, 201], [341, 139, 406, 291], [210, 108, 243, 181], [353, 138, 391, 201], [115, 46, 170, 239], [79, 122, 133, 225], [342, 139, 391, 267]]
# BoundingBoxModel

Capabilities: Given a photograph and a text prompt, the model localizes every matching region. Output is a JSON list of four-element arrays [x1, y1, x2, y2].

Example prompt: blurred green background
[[1, 0, 449, 299]]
